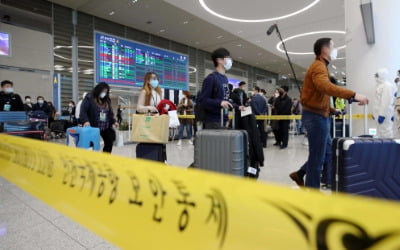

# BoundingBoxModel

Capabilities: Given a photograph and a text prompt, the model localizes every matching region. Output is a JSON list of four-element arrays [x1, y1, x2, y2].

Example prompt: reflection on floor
[[0, 134, 308, 249]]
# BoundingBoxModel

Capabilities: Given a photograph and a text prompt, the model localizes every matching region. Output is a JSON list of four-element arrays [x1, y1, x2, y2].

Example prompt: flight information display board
[[95, 32, 188, 90]]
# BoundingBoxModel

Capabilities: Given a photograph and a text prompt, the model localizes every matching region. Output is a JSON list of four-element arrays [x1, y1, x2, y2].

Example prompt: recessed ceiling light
[[159, 29, 166, 33], [198, 0, 320, 23], [237, 44, 242, 47], [276, 30, 346, 55], [238, 56, 243, 59], [109, 11, 115, 15], [332, 65, 337, 69], [132, 0, 138, 3], [217, 35, 223, 39], [237, 30, 243, 34], [255, 40, 261, 43], [195, 41, 200, 45], [183, 20, 189, 24]]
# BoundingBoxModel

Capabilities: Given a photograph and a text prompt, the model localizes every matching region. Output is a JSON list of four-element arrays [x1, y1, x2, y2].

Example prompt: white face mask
[[26, 99, 31, 103], [38, 100, 44, 104], [274, 93, 279, 98], [100, 92, 107, 99], [330, 48, 338, 61], [224, 58, 233, 71]]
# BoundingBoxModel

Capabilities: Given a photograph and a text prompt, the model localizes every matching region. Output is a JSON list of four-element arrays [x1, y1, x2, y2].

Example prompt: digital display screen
[[0, 32, 10, 56], [95, 32, 189, 90], [228, 78, 241, 88]]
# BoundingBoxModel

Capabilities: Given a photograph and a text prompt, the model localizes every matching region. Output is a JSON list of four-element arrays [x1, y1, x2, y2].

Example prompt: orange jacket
[[301, 57, 355, 117]]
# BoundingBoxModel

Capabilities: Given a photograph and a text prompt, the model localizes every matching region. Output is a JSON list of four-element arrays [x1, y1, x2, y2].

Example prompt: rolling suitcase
[[136, 143, 167, 163], [193, 109, 249, 176], [332, 101, 400, 201]]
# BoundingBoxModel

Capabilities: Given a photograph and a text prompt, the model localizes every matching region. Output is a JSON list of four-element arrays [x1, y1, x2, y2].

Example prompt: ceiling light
[[109, 11, 115, 16], [217, 35, 223, 39], [159, 29, 166, 33], [132, 0, 138, 3], [332, 65, 337, 69], [237, 44, 242, 47], [238, 56, 243, 59], [53, 45, 94, 63], [195, 41, 200, 45], [255, 40, 261, 43], [237, 30, 243, 34], [183, 20, 189, 24], [189, 66, 197, 73], [198, 0, 320, 23], [276, 30, 346, 55]]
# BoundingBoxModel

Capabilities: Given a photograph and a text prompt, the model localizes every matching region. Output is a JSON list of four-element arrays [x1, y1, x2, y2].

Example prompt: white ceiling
[[48, 0, 346, 80]]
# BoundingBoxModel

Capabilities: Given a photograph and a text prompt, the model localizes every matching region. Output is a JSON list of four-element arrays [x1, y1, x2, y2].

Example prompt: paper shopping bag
[[131, 114, 170, 144]]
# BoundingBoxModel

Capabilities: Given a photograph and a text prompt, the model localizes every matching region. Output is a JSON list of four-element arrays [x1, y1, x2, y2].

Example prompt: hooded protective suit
[[373, 68, 397, 138]]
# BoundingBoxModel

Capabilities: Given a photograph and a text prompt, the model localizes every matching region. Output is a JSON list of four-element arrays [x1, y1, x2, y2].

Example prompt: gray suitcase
[[193, 109, 249, 176]]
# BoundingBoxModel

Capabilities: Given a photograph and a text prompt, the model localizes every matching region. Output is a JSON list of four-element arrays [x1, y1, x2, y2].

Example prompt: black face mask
[[279, 92, 284, 96]]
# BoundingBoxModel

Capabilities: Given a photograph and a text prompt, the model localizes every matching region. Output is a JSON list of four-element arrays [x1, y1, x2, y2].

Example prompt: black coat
[[32, 101, 51, 116], [79, 94, 116, 128], [275, 95, 292, 115], [0, 92, 24, 112]]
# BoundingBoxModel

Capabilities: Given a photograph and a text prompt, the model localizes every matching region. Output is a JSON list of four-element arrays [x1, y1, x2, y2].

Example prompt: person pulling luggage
[[80, 82, 118, 153]]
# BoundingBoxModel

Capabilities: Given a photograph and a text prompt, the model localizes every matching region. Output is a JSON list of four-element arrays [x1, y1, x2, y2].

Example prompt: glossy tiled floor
[[0, 133, 308, 249]]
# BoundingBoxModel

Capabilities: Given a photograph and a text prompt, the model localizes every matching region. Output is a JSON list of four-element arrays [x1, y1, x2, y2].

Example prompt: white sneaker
[[176, 140, 182, 146], [188, 140, 193, 145]]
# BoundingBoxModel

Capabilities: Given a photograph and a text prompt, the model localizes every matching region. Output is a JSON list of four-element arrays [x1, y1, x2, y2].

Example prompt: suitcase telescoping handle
[[348, 98, 368, 136], [220, 107, 235, 128]]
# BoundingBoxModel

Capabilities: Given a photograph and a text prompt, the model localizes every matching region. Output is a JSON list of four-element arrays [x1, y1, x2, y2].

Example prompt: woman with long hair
[[136, 72, 162, 113], [176, 91, 194, 146], [80, 82, 118, 153]]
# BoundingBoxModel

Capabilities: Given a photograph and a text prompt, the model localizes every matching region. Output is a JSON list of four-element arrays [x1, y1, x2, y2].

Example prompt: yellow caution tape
[[178, 114, 372, 120], [1, 134, 400, 250]]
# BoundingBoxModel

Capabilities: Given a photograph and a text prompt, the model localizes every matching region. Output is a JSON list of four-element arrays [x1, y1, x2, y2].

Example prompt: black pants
[[117, 116, 122, 124], [256, 120, 266, 147], [204, 122, 222, 129], [278, 120, 290, 147], [100, 128, 115, 153]]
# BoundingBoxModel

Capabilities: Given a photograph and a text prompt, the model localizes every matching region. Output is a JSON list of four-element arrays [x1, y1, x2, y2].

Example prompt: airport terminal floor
[[0, 134, 308, 250]]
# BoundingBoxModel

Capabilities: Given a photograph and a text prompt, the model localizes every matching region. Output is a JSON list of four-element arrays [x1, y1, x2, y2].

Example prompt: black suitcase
[[51, 120, 72, 133], [136, 143, 166, 163]]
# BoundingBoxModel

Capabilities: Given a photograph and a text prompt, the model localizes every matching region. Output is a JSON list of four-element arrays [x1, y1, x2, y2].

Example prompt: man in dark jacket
[[275, 86, 292, 149], [32, 96, 51, 117], [198, 48, 234, 129], [0, 80, 24, 112], [251, 86, 267, 147]]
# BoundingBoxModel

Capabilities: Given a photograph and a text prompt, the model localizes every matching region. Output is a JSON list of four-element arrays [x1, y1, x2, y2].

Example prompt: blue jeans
[[295, 119, 304, 134], [300, 111, 332, 188], [178, 121, 192, 140]]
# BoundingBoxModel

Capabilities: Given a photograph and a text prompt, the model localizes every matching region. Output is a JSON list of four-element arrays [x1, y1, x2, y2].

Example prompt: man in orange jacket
[[290, 38, 368, 188]]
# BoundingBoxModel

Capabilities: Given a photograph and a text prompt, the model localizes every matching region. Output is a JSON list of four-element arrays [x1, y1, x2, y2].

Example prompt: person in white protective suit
[[373, 68, 397, 138]]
